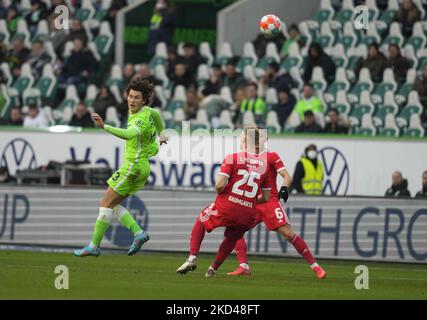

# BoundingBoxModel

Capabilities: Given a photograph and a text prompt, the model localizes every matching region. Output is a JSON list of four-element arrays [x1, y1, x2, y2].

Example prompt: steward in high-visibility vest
[[291, 144, 324, 195]]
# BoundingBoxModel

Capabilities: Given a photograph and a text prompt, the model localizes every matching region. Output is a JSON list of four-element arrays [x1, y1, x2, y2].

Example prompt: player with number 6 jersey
[[228, 140, 327, 279], [176, 126, 271, 277]]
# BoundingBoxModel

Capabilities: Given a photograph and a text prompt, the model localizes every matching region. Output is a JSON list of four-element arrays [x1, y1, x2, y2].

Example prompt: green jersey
[[104, 106, 164, 163]]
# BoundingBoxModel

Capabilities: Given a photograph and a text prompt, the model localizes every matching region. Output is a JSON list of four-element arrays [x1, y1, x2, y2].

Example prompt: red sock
[[291, 234, 316, 265], [234, 238, 248, 264], [189, 218, 206, 256], [212, 237, 237, 270]]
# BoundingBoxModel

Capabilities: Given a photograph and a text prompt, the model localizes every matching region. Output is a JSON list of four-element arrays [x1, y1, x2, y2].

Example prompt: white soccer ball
[[259, 14, 282, 38]]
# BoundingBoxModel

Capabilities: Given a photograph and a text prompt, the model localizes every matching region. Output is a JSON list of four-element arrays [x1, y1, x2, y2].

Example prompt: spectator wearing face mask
[[291, 144, 324, 195], [415, 170, 427, 199]]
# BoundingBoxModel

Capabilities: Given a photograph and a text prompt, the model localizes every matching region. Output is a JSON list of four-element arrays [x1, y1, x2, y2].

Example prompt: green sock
[[119, 212, 143, 236], [90, 219, 110, 247]]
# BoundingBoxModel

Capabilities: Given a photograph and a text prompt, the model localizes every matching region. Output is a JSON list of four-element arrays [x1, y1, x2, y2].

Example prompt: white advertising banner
[[0, 129, 426, 196], [0, 186, 426, 263]]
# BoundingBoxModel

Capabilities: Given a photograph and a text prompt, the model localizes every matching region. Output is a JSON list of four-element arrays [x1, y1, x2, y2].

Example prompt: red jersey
[[262, 151, 286, 200], [215, 151, 270, 217]]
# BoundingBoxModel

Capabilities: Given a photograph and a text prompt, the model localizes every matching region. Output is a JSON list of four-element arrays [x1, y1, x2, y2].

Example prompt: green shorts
[[107, 159, 150, 197]]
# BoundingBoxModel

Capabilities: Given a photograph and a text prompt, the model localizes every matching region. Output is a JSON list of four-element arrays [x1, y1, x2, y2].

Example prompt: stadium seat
[[154, 85, 167, 109], [199, 42, 214, 66], [330, 44, 348, 69], [346, 44, 368, 81], [324, 68, 350, 104], [413, 0, 426, 19], [353, 113, 376, 136], [280, 42, 303, 72], [92, 0, 111, 25], [406, 22, 426, 52], [361, 22, 381, 47], [266, 110, 281, 133], [0, 85, 14, 120], [237, 42, 258, 71], [366, 0, 380, 23], [377, 0, 399, 33], [0, 63, 12, 87], [311, 67, 328, 92], [216, 42, 233, 66], [55, 85, 79, 123], [242, 111, 256, 126], [378, 113, 400, 137], [265, 87, 278, 109], [0, 20, 10, 46], [218, 110, 234, 129], [402, 113, 425, 137], [333, 0, 354, 28], [33, 20, 49, 42], [348, 68, 374, 104], [349, 90, 375, 126], [110, 85, 122, 104], [14, 19, 31, 48], [284, 111, 301, 129], [44, 41, 57, 63], [219, 86, 233, 105], [402, 45, 418, 69], [63, 41, 74, 60], [12, 63, 35, 96], [382, 23, 404, 49], [154, 64, 169, 88], [416, 48, 427, 71], [289, 66, 304, 90], [396, 69, 417, 105], [373, 91, 399, 127], [318, 22, 335, 49], [23, 88, 41, 107], [257, 43, 280, 72], [371, 69, 397, 104], [105, 106, 121, 127], [42, 105, 56, 126], [173, 85, 187, 102], [314, 111, 325, 128], [396, 91, 423, 127], [149, 42, 167, 70], [197, 64, 210, 87], [193, 109, 211, 130], [298, 22, 313, 52], [35, 64, 57, 101], [314, 0, 334, 24], [243, 65, 257, 83], [94, 22, 114, 56], [333, 90, 352, 115], [107, 64, 123, 88], [75, 0, 95, 22], [337, 22, 357, 51], [173, 107, 185, 123], [84, 84, 98, 107]]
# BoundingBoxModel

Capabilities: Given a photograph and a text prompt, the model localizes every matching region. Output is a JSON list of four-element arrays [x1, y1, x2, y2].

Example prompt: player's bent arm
[[215, 173, 229, 194], [150, 108, 165, 135], [278, 168, 292, 188], [104, 125, 139, 140]]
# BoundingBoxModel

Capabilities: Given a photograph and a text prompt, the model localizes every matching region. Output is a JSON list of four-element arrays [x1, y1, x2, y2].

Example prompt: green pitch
[[0, 250, 426, 299]]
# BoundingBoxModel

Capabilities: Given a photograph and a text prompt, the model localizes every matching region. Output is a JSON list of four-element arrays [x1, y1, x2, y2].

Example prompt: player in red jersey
[[176, 126, 272, 277], [227, 134, 327, 279]]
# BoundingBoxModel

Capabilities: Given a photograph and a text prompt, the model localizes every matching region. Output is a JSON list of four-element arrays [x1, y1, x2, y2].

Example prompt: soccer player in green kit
[[74, 78, 168, 257]]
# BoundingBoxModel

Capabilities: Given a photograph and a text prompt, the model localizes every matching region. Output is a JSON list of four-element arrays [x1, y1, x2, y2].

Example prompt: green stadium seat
[[35, 64, 57, 101], [402, 128, 425, 137], [348, 68, 374, 104], [12, 63, 34, 96], [378, 127, 400, 137], [336, 22, 357, 51], [314, 0, 334, 24], [373, 92, 399, 127], [324, 68, 350, 103], [396, 91, 423, 127], [23, 88, 41, 107], [332, 90, 352, 115], [382, 22, 404, 48], [371, 69, 397, 105], [349, 91, 375, 126], [405, 23, 426, 52]]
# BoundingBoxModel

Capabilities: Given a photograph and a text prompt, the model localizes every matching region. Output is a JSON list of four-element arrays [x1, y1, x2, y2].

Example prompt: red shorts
[[255, 199, 290, 231], [198, 203, 257, 239]]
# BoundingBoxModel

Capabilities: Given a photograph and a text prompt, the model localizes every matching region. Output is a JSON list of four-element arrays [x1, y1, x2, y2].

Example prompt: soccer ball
[[259, 14, 282, 38]]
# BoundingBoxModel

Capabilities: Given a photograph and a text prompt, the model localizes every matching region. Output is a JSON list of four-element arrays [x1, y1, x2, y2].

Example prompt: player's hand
[[279, 186, 289, 203], [91, 113, 105, 129], [159, 134, 168, 145]]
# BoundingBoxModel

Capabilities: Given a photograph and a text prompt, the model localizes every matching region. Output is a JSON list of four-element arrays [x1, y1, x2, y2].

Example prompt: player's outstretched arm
[[150, 108, 168, 145], [91, 112, 139, 140]]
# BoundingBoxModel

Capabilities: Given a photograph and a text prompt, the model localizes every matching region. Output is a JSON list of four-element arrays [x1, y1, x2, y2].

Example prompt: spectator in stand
[[122, 63, 135, 88], [387, 44, 411, 84], [302, 42, 336, 84], [62, 18, 89, 50], [6, 37, 30, 79], [69, 103, 95, 127], [183, 88, 199, 120], [181, 42, 203, 76], [355, 42, 387, 83], [385, 171, 411, 198], [26, 0, 48, 37], [7, 107, 24, 126], [295, 110, 323, 133], [147, 0, 176, 55], [166, 45, 178, 78], [415, 170, 427, 199], [223, 57, 246, 94], [413, 64, 427, 119], [293, 83, 324, 120], [60, 37, 99, 85], [323, 108, 349, 134], [92, 85, 118, 119], [395, 0, 421, 39], [170, 60, 197, 91], [201, 63, 223, 97], [272, 88, 296, 129], [260, 61, 294, 93], [280, 24, 305, 58], [6, 6, 20, 35], [231, 88, 246, 126], [137, 63, 160, 85], [240, 82, 266, 120], [26, 40, 52, 78], [23, 104, 49, 128], [0, 2, 6, 20]]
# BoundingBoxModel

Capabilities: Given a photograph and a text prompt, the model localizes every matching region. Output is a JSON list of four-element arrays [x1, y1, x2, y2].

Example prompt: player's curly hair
[[126, 77, 154, 104]]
